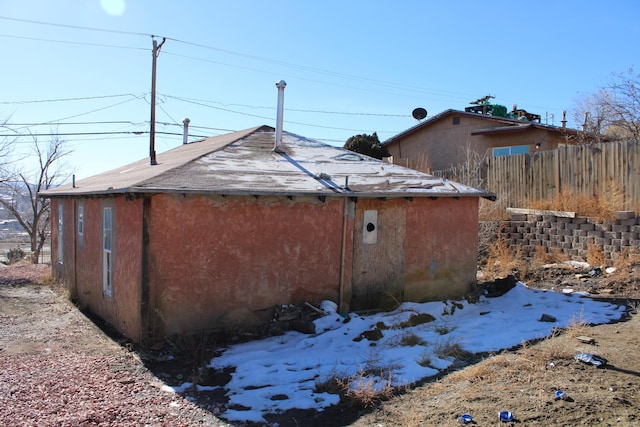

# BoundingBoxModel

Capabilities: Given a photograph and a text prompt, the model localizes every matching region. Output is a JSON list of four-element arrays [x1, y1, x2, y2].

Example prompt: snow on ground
[[167, 282, 626, 423]]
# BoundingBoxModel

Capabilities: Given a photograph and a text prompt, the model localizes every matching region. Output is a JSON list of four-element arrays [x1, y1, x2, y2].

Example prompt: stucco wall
[[51, 192, 482, 341], [51, 197, 144, 341], [404, 197, 480, 300], [147, 194, 345, 336], [349, 197, 479, 310], [386, 114, 569, 171]]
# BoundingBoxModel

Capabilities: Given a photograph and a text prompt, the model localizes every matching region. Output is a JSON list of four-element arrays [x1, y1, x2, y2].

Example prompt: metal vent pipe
[[274, 80, 287, 151], [182, 117, 190, 144]]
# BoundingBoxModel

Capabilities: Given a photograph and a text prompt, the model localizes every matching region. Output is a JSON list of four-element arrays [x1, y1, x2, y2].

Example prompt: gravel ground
[[2, 261, 639, 427], [0, 263, 231, 427]]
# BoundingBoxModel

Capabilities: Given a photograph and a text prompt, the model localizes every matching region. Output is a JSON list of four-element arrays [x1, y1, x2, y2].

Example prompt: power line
[[0, 94, 141, 105], [0, 131, 210, 138], [2, 120, 237, 133], [0, 15, 474, 102], [3, 121, 141, 127], [163, 94, 408, 117], [0, 33, 147, 51], [0, 16, 151, 37]]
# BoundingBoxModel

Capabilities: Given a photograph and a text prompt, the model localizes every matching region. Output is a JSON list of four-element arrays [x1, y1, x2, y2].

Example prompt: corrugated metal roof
[[41, 126, 494, 199]]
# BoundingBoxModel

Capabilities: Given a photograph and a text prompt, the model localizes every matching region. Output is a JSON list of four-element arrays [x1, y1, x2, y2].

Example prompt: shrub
[[6, 247, 25, 265]]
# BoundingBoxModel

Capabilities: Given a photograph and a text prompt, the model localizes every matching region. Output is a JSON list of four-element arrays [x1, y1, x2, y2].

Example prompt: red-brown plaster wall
[[51, 197, 144, 341], [349, 197, 479, 309], [147, 194, 345, 336], [386, 114, 569, 171], [404, 197, 479, 300], [50, 192, 481, 341]]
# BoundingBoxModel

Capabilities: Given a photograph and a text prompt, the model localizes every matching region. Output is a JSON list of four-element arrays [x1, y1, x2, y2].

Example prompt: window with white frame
[[103, 207, 113, 296], [77, 201, 84, 237], [57, 203, 64, 264], [492, 145, 529, 157]]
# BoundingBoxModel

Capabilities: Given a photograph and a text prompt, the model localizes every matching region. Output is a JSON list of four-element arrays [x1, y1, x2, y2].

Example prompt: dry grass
[[316, 352, 402, 408], [434, 337, 470, 361], [587, 244, 606, 266], [482, 237, 528, 279], [613, 248, 640, 270], [531, 245, 569, 267], [479, 191, 511, 221], [398, 331, 427, 347], [525, 184, 625, 221]]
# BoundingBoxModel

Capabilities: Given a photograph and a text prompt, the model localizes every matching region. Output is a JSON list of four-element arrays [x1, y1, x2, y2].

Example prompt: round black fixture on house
[[412, 107, 428, 121], [366, 222, 376, 232]]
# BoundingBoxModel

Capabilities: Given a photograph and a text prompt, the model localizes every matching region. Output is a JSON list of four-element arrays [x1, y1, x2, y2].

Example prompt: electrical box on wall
[[363, 210, 378, 244]]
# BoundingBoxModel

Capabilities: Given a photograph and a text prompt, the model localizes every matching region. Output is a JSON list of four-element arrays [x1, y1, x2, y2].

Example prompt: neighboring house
[[383, 108, 582, 172], [40, 125, 493, 343]]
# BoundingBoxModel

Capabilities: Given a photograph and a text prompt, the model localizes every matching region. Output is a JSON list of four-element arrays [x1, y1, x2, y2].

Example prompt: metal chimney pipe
[[274, 80, 287, 151], [182, 117, 190, 144], [561, 110, 567, 128]]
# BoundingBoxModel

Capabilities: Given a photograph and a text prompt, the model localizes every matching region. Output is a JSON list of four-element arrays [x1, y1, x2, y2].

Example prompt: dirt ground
[[1, 261, 639, 426]]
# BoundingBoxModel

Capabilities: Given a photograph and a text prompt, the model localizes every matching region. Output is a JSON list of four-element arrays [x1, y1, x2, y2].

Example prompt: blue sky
[[1, 0, 638, 179]]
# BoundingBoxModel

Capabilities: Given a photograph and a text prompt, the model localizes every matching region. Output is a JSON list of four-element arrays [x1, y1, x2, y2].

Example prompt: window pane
[[103, 208, 112, 250], [511, 145, 529, 155], [78, 203, 84, 236], [493, 147, 510, 157]]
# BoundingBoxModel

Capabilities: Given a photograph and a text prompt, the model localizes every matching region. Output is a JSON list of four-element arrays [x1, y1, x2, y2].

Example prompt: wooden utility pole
[[149, 37, 166, 165]]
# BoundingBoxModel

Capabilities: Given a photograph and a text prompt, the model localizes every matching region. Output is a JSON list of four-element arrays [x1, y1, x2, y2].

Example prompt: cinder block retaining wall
[[498, 209, 640, 261]]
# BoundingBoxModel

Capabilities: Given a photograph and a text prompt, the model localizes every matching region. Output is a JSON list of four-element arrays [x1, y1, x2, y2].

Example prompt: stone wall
[[499, 209, 640, 261]]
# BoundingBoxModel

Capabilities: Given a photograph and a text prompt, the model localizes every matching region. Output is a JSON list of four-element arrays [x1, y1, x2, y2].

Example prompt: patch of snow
[[206, 282, 625, 423]]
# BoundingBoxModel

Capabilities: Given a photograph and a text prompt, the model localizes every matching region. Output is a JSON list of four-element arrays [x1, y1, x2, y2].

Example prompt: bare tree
[[603, 67, 640, 141], [0, 118, 17, 179], [0, 133, 71, 263], [572, 67, 640, 142]]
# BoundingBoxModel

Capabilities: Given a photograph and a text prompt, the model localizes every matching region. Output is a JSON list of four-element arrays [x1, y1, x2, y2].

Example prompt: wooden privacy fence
[[435, 140, 640, 209]]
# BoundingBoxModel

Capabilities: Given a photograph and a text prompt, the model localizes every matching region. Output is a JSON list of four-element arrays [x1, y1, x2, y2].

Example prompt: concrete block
[[586, 230, 604, 238], [615, 211, 636, 220], [619, 218, 639, 226], [579, 223, 595, 231], [612, 224, 629, 233], [604, 231, 619, 240], [565, 223, 579, 231], [572, 217, 588, 224], [611, 239, 623, 248]]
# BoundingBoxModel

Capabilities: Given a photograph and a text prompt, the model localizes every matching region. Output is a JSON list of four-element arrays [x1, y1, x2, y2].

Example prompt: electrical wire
[[162, 94, 408, 117], [0, 15, 475, 102], [0, 94, 142, 105], [0, 33, 147, 51], [0, 16, 151, 37]]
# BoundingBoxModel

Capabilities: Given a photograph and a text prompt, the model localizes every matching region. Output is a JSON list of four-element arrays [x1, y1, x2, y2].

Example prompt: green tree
[[343, 132, 390, 160]]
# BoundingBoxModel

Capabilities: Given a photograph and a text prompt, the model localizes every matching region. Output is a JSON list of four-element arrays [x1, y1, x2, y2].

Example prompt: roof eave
[[41, 186, 495, 200]]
